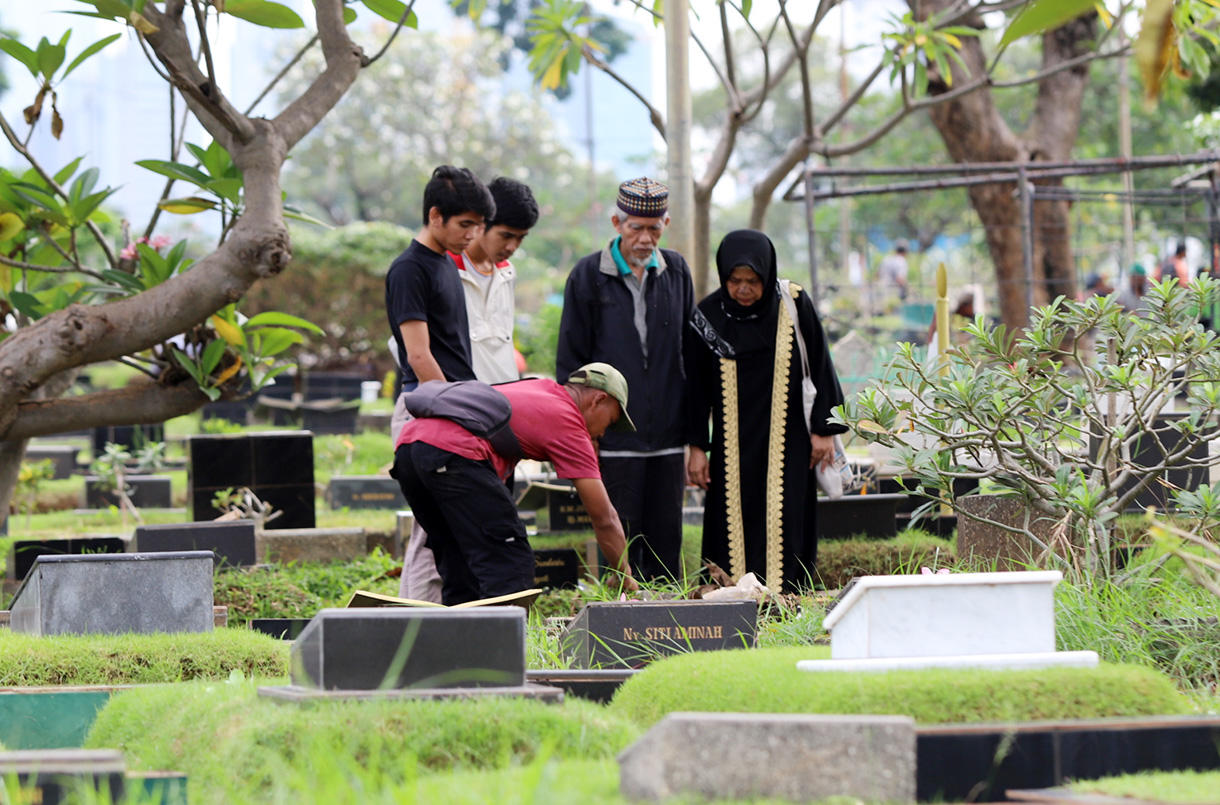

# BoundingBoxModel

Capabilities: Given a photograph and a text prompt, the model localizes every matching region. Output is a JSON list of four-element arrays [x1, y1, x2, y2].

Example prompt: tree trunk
[[913, 0, 1096, 327], [693, 186, 714, 299], [0, 439, 28, 533]]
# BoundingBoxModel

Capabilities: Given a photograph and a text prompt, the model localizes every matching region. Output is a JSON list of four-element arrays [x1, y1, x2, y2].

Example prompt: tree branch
[[0, 254, 105, 280], [365, 0, 417, 66], [583, 44, 666, 139], [5, 380, 210, 441], [273, 0, 366, 150]]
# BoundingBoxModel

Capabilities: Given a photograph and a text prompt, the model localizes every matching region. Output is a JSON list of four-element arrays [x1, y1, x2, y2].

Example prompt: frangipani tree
[[836, 277, 1220, 577], [0, 0, 421, 524]]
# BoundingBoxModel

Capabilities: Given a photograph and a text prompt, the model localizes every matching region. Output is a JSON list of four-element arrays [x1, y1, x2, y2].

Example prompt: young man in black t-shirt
[[386, 165, 496, 601]]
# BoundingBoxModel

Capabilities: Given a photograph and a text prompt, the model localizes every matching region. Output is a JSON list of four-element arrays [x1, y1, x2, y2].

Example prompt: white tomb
[[798, 571, 1098, 673]]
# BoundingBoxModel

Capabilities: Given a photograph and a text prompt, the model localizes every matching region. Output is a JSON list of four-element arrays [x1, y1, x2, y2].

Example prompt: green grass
[[213, 552, 402, 622], [609, 647, 1194, 726], [0, 630, 287, 686], [85, 679, 640, 805], [1072, 769, 1220, 802]]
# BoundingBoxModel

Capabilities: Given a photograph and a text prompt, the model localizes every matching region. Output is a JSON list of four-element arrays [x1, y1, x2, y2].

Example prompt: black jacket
[[556, 243, 695, 453]]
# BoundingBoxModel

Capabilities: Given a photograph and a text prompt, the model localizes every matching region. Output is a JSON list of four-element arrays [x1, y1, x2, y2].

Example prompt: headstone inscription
[[8, 537, 126, 582], [189, 431, 315, 529], [328, 476, 403, 510], [290, 607, 526, 690], [0, 749, 126, 805], [548, 487, 591, 531], [9, 552, 215, 636], [134, 521, 257, 568], [798, 571, 1099, 673], [562, 600, 758, 669], [84, 475, 173, 509], [533, 548, 581, 589], [618, 713, 916, 804]]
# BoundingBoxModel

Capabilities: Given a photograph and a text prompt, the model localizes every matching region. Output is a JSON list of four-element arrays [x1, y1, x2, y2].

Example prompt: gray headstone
[[9, 552, 215, 636], [956, 495, 1058, 570], [618, 713, 916, 803], [0, 749, 126, 805], [562, 601, 757, 669], [291, 607, 526, 690], [23, 445, 78, 479], [84, 475, 173, 509], [328, 475, 403, 510], [134, 521, 257, 568]]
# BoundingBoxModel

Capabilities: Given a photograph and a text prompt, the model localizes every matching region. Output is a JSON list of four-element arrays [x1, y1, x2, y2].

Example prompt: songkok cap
[[568, 362, 636, 431], [616, 177, 669, 219]]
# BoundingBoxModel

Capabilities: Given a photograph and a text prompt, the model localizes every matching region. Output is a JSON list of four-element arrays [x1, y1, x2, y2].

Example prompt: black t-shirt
[[385, 240, 475, 386]]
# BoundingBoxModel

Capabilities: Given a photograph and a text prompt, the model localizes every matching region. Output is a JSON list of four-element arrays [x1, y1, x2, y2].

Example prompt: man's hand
[[810, 433, 835, 470], [573, 477, 637, 590], [687, 446, 710, 489]]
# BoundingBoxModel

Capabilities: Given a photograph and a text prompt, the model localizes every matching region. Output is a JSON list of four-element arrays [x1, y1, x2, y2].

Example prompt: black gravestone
[[91, 424, 164, 456], [8, 537, 126, 581], [533, 548, 581, 589], [548, 488, 591, 531], [562, 600, 758, 669], [1088, 413, 1213, 511], [134, 521, 257, 568], [189, 431, 315, 529], [291, 608, 526, 690], [816, 493, 905, 540], [303, 372, 366, 402], [250, 618, 312, 640], [329, 476, 403, 510], [24, 445, 78, 479], [0, 749, 126, 805], [200, 399, 253, 426], [84, 475, 173, 509]]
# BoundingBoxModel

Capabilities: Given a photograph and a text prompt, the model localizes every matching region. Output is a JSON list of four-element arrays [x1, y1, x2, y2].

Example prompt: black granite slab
[[525, 669, 637, 704], [561, 600, 758, 669], [291, 607, 526, 690], [250, 618, 312, 640], [84, 476, 172, 509], [9, 537, 126, 581], [533, 548, 581, 589], [92, 424, 164, 457], [258, 683, 562, 704], [189, 432, 315, 529], [329, 476, 403, 510], [303, 372, 366, 402], [817, 493, 905, 540], [134, 521, 257, 568], [548, 489, 591, 531], [916, 716, 1220, 802], [1088, 413, 1212, 511]]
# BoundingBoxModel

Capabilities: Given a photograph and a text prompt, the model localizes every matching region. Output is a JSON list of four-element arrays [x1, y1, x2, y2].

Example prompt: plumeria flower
[[119, 243, 137, 260], [921, 567, 950, 576], [150, 234, 172, 250]]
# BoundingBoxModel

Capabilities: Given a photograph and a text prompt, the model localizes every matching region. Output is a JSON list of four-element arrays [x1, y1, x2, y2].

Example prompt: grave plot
[[189, 431, 315, 529]]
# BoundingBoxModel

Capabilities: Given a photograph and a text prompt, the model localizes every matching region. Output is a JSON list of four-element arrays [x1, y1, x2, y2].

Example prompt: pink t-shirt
[[396, 378, 601, 481]]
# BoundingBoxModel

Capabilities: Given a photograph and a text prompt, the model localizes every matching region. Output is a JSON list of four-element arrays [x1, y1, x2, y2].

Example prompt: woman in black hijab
[[685, 229, 846, 592]]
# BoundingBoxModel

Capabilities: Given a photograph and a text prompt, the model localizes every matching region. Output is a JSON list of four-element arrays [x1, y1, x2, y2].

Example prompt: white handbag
[[779, 280, 853, 499]]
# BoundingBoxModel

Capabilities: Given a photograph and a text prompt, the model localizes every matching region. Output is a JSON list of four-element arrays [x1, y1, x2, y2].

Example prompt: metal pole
[[664, 0, 695, 261], [1119, 32, 1135, 272], [804, 165, 820, 308], [1019, 167, 1035, 312]]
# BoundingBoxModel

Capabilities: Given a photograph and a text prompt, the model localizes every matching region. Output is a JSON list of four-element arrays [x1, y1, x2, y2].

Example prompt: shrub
[[610, 646, 1192, 726], [0, 630, 287, 686], [86, 680, 639, 805]]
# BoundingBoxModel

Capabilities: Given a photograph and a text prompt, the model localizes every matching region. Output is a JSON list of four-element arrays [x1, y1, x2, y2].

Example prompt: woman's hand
[[810, 434, 835, 470], [687, 446, 710, 489]]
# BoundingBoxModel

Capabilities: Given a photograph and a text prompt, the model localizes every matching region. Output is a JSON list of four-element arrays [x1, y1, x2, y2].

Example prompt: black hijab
[[690, 229, 782, 359]]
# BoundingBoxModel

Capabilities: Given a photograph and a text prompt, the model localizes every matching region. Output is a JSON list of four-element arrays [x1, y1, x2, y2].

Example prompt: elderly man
[[556, 178, 696, 583]]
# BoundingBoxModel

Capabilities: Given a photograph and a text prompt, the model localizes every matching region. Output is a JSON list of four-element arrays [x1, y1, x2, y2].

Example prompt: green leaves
[[362, 0, 419, 28], [527, 0, 605, 92], [999, 0, 1096, 49], [138, 140, 244, 219], [882, 11, 978, 95], [222, 0, 305, 29]]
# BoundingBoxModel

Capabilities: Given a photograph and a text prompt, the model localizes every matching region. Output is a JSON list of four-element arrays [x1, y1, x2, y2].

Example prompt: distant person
[[454, 177, 538, 384], [685, 230, 847, 592], [555, 178, 695, 583], [1155, 242, 1191, 286], [1116, 264, 1149, 316], [386, 166, 494, 603], [394, 365, 639, 604], [1082, 273, 1113, 300], [877, 239, 910, 301]]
